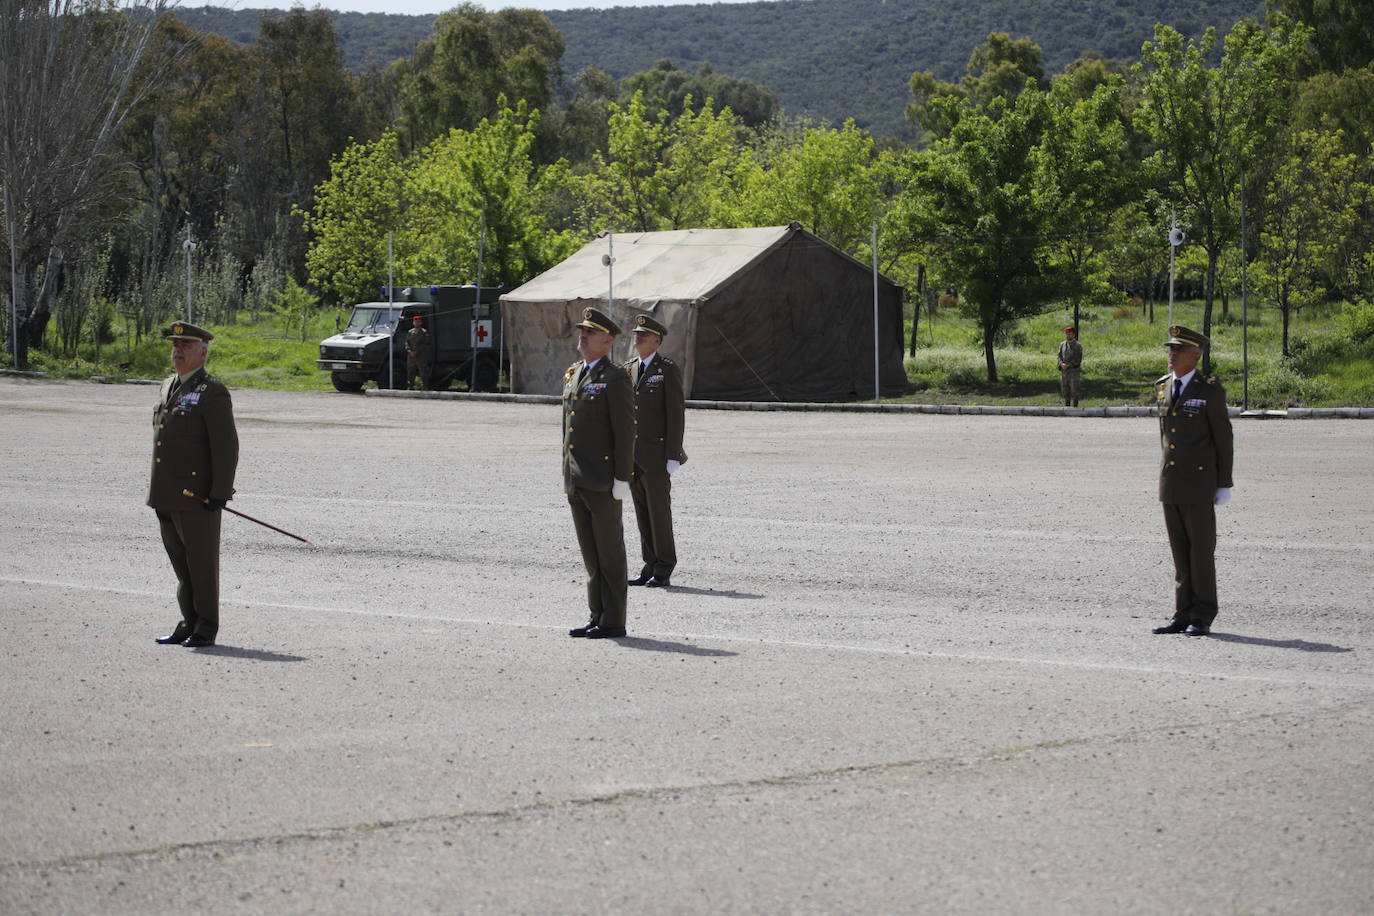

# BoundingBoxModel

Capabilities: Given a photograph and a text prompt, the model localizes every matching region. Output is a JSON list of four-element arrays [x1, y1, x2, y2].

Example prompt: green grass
[[14, 298, 1371, 406], [897, 300, 1372, 408], [23, 309, 349, 392]]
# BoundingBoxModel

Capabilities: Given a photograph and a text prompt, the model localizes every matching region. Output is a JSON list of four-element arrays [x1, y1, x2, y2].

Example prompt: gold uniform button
[[1198, 465, 1205, 471], [1168, 460, 1175, 466], [191, 471, 197, 476], [155, 458, 161, 463], [156, 440, 161, 446], [1169, 444, 1175, 449], [1170, 427, 1176, 432]]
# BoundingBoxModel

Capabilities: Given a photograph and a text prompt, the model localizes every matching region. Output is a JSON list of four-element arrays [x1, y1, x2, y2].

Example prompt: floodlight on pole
[[182, 221, 196, 323], [1167, 213, 1184, 326]]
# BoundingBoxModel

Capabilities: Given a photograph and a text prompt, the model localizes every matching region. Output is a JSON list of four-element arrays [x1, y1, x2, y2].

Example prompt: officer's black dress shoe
[[569, 620, 596, 637], [628, 574, 652, 586], [584, 625, 626, 639], [1184, 624, 1211, 637], [182, 634, 215, 647], [645, 576, 670, 588], [156, 629, 191, 645], [1152, 620, 1188, 634]]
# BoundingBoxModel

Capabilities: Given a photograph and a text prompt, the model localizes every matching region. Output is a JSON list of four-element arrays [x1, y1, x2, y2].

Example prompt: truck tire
[[472, 358, 499, 392], [331, 373, 364, 393]]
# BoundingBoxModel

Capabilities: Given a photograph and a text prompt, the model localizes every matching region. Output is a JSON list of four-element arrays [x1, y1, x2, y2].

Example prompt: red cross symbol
[[475, 324, 489, 343]]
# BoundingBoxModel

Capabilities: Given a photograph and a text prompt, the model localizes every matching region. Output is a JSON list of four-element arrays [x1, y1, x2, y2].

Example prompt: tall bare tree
[[1, 0, 170, 368]]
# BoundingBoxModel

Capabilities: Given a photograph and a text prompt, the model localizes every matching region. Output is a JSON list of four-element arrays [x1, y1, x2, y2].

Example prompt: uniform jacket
[[1157, 372, 1233, 504], [625, 352, 688, 472], [562, 357, 634, 493], [406, 326, 432, 358], [1058, 339, 1082, 370], [147, 368, 240, 510]]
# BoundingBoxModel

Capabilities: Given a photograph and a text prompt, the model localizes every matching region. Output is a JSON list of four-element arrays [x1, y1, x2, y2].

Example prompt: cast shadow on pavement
[[614, 636, 738, 657], [1207, 633, 1352, 653], [658, 585, 764, 600], [191, 645, 308, 662]]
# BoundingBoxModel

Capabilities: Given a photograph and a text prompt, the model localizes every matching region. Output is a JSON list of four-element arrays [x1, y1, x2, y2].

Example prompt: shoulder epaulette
[[1155, 374, 1171, 384], [562, 363, 578, 383]]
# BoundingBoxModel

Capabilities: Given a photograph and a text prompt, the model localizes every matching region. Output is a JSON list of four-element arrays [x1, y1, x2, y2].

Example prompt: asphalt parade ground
[[1, 376, 1371, 915]]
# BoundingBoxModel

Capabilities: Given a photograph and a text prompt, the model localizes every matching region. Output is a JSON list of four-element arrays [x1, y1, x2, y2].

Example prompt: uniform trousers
[[1162, 502, 1218, 627], [156, 508, 223, 639], [630, 467, 676, 580], [1060, 368, 1081, 406], [407, 356, 431, 390], [567, 487, 627, 628]]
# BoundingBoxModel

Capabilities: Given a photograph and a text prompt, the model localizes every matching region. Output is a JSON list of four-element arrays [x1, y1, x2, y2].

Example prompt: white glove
[[611, 479, 630, 501], [666, 460, 680, 476], [1214, 487, 1233, 506]]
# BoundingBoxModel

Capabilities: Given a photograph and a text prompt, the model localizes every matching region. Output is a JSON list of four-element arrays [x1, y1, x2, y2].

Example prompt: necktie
[[166, 378, 182, 407], [578, 364, 589, 383], [1172, 378, 1182, 403]]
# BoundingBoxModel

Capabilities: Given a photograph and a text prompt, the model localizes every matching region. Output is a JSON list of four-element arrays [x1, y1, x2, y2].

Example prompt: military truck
[[317, 284, 509, 393]]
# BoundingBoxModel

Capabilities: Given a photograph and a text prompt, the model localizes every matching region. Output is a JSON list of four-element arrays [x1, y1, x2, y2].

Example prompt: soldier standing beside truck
[[406, 315, 433, 390]]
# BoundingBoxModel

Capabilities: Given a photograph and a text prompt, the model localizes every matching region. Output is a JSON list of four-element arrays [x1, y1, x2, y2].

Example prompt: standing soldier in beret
[[624, 314, 687, 588], [149, 323, 239, 647], [1152, 325, 1234, 637], [1058, 325, 1082, 407], [563, 308, 635, 639], [405, 315, 432, 391]]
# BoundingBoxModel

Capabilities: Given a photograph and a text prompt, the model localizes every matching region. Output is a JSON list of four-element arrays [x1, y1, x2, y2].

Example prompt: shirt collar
[[1172, 368, 1197, 389]]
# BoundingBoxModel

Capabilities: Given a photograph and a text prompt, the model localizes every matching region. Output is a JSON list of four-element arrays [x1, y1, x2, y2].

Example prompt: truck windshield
[[344, 306, 402, 335]]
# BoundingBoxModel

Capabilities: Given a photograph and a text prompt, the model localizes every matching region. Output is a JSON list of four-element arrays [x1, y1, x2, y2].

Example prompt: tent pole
[[872, 220, 880, 405]]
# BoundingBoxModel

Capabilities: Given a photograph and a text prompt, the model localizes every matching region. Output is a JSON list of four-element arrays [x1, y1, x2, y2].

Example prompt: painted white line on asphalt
[[3, 574, 1369, 689]]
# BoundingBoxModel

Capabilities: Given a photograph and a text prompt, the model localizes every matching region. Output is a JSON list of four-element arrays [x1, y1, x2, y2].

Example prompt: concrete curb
[[365, 388, 1374, 419], [4, 371, 1369, 417]]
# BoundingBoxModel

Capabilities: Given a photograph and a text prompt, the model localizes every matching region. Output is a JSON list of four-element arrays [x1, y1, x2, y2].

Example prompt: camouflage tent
[[499, 223, 907, 401]]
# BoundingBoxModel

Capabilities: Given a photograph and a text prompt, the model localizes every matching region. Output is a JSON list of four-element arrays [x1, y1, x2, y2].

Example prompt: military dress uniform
[[1155, 326, 1233, 633], [563, 309, 636, 634], [149, 323, 239, 645], [624, 314, 688, 586]]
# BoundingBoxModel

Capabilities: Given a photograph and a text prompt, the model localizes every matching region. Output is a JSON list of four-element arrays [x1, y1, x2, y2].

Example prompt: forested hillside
[[178, 0, 1261, 137]]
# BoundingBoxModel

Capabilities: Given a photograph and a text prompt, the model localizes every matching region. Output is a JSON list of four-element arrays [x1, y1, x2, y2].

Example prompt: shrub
[[1247, 365, 1334, 408], [1339, 299, 1374, 344]]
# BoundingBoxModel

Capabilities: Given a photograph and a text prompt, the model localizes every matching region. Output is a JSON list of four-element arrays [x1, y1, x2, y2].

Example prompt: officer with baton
[[149, 322, 239, 647]]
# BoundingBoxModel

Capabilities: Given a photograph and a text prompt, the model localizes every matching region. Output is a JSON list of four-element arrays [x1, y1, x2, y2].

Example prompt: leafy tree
[[539, 65, 617, 167], [1268, 0, 1374, 73], [258, 9, 365, 204], [621, 59, 779, 129], [393, 4, 563, 150], [1036, 76, 1141, 327], [1292, 66, 1374, 154], [2, 0, 174, 367], [577, 91, 752, 233], [897, 85, 1069, 381], [301, 131, 408, 305], [1135, 18, 1312, 367], [907, 33, 1044, 143], [304, 104, 579, 303], [405, 100, 578, 286], [736, 119, 881, 254], [1254, 129, 1365, 355]]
